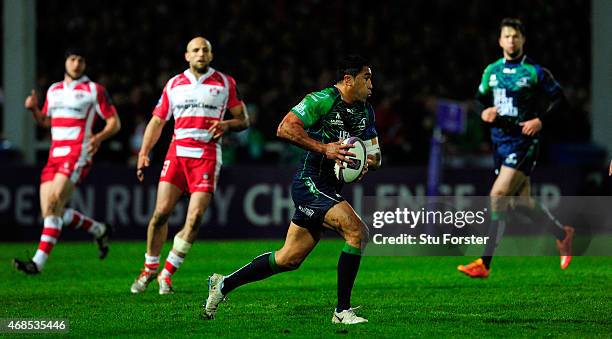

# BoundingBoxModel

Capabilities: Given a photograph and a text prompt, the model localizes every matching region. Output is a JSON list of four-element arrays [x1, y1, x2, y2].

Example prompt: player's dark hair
[[500, 18, 526, 36], [64, 47, 86, 60], [336, 55, 370, 82]]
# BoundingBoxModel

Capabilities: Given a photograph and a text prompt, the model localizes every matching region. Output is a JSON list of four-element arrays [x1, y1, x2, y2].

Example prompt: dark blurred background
[[16, 0, 593, 168]]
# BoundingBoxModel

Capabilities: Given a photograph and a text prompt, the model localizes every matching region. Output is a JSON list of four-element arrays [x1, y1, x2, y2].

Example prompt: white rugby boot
[[157, 274, 175, 295], [332, 307, 368, 324], [130, 270, 156, 294], [202, 273, 226, 319]]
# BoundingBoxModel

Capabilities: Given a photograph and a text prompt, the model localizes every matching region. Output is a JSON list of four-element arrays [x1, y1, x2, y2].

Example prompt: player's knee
[[360, 223, 370, 247], [344, 221, 368, 249], [348, 235, 368, 250], [155, 200, 175, 216], [490, 188, 510, 197], [344, 234, 360, 249]]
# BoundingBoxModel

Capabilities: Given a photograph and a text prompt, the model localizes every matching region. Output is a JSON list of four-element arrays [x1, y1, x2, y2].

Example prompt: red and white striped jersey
[[153, 68, 243, 159], [42, 76, 117, 160]]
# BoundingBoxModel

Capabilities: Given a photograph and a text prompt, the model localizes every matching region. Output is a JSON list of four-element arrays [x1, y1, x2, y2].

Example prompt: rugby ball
[[334, 137, 367, 183]]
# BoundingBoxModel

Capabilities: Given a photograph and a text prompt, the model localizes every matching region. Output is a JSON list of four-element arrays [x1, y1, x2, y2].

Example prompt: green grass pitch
[[1, 240, 610, 337]]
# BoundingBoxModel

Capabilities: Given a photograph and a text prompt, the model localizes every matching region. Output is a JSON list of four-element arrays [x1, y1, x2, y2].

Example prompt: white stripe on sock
[[88, 222, 105, 238], [32, 250, 48, 270], [40, 235, 57, 244], [44, 216, 63, 229], [145, 254, 160, 265], [166, 251, 184, 267]]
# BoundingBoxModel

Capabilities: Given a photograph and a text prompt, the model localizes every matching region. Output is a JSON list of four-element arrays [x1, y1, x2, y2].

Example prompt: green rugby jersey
[[477, 55, 562, 142], [289, 86, 377, 185]]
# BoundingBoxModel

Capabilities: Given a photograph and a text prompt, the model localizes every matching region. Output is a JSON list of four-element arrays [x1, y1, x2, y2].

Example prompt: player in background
[[608, 160, 611, 176], [13, 49, 121, 274], [458, 18, 574, 278], [204, 55, 381, 324], [130, 37, 249, 295]]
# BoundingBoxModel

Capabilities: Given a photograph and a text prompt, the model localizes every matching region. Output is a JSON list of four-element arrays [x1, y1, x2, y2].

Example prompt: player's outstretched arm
[[136, 116, 166, 182], [87, 113, 121, 156], [277, 112, 354, 163], [609, 159, 611, 176], [209, 102, 250, 140], [24, 89, 50, 127]]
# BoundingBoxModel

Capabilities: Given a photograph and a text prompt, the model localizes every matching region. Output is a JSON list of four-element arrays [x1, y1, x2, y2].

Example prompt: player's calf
[[343, 225, 369, 253], [274, 250, 305, 271], [203, 251, 296, 319]]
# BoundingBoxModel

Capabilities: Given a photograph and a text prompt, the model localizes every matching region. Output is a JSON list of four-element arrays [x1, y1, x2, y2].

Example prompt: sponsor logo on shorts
[[304, 178, 319, 197], [298, 205, 315, 218], [505, 153, 518, 165]]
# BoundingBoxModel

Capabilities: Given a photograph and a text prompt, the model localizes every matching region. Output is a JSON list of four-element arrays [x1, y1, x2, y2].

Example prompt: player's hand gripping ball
[[334, 137, 367, 183]]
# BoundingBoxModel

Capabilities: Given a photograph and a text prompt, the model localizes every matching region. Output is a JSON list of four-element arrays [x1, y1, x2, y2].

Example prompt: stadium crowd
[[21, 0, 591, 166]]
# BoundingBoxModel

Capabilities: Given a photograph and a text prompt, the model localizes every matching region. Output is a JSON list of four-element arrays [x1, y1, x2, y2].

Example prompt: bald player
[[130, 37, 249, 295]]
